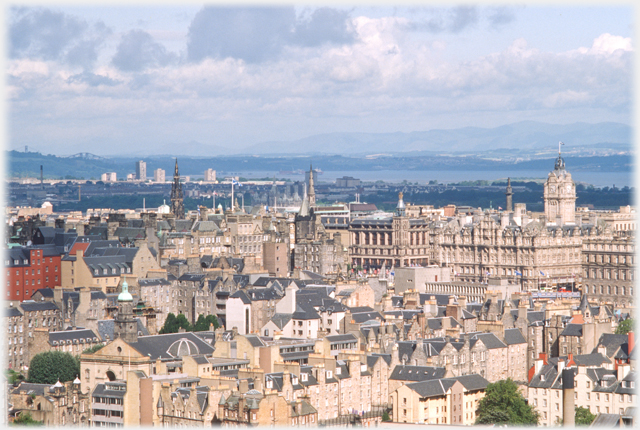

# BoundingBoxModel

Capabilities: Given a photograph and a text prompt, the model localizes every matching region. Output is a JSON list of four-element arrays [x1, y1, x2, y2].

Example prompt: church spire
[[308, 163, 316, 207], [170, 158, 185, 219]]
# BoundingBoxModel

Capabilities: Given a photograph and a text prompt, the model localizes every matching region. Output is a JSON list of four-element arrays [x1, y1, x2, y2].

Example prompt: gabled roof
[[504, 328, 526, 345], [270, 314, 293, 330], [405, 374, 489, 398], [470, 332, 507, 349]]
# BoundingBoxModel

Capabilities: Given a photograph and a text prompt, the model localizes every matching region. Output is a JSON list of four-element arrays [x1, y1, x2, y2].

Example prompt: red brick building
[[6, 247, 62, 301]]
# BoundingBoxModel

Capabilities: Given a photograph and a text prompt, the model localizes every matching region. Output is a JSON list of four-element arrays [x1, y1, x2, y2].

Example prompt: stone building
[[391, 374, 489, 425], [10, 379, 90, 426], [581, 230, 635, 307], [5, 300, 62, 371], [349, 193, 431, 270], [293, 166, 348, 277]]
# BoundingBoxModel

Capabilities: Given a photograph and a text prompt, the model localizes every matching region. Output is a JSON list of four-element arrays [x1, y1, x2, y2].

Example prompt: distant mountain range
[[241, 121, 631, 156], [68, 120, 629, 157]]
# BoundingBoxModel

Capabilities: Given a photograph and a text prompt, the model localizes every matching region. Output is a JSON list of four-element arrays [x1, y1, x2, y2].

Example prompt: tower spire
[[308, 162, 316, 207], [170, 158, 185, 219]]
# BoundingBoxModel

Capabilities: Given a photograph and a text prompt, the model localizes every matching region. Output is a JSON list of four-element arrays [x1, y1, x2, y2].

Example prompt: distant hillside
[[242, 121, 631, 155], [6, 151, 632, 180]]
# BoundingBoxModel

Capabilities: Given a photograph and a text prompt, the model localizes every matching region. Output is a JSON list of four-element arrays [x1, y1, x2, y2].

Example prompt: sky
[[5, 3, 635, 156]]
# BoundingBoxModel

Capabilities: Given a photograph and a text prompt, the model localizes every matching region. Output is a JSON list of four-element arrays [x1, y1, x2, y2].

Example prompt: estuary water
[[227, 170, 634, 188]]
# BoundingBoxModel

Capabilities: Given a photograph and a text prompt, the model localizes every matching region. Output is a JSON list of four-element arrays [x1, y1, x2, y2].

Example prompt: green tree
[[475, 378, 539, 425], [82, 344, 105, 354], [381, 411, 391, 422], [27, 351, 80, 385], [615, 318, 634, 335], [6, 369, 25, 385], [12, 412, 43, 426], [575, 406, 596, 426], [193, 314, 219, 332], [159, 313, 193, 334]]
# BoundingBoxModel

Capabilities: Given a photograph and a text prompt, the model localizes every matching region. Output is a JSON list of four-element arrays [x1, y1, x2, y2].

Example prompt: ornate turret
[[395, 192, 406, 217], [114, 277, 138, 343], [170, 159, 185, 219]]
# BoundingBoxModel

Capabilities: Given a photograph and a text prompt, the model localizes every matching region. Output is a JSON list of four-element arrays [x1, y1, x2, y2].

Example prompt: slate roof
[[269, 314, 293, 330], [504, 328, 527, 345], [406, 374, 489, 398], [138, 278, 172, 287], [390, 365, 446, 382], [352, 311, 383, 323], [49, 328, 100, 345], [470, 332, 507, 349], [92, 382, 127, 398], [292, 303, 320, 320], [245, 335, 266, 348], [325, 334, 357, 344], [5, 307, 22, 318], [593, 333, 631, 359], [366, 353, 392, 367], [560, 323, 583, 337], [11, 382, 53, 397], [128, 332, 216, 360], [427, 317, 461, 330], [20, 301, 60, 313], [349, 306, 375, 313]]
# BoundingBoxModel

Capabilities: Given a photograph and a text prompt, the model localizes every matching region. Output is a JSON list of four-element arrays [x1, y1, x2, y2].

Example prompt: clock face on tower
[[550, 185, 556, 193], [567, 185, 572, 192]]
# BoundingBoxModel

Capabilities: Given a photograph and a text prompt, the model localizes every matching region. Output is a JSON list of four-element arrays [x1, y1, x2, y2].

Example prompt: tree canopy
[[82, 344, 105, 355], [615, 318, 634, 335], [475, 378, 539, 426], [575, 406, 596, 426], [27, 351, 80, 385], [12, 412, 43, 426], [159, 313, 219, 334], [194, 314, 220, 332]]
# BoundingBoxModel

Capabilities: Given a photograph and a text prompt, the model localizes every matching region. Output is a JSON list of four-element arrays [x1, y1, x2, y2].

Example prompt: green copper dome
[[118, 277, 133, 302]]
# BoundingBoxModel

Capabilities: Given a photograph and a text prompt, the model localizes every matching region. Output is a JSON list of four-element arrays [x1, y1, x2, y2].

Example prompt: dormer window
[[266, 380, 273, 389], [326, 370, 333, 379], [540, 375, 545, 381], [301, 373, 308, 382], [336, 367, 341, 375]]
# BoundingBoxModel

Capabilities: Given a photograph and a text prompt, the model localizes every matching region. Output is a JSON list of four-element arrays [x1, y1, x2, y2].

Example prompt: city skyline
[[7, 4, 633, 156]]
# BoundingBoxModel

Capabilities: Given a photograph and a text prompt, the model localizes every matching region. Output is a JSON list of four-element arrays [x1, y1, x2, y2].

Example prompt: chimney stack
[[562, 368, 575, 427]]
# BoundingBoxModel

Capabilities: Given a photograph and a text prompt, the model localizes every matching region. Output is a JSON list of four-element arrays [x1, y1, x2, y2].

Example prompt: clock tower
[[543, 142, 576, 225]]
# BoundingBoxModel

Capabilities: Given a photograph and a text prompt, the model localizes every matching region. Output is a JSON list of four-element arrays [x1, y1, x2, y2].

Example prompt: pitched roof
[[560, 323, 583, 337], [504, 328, 526, 345], [390, 365, 447, 382]]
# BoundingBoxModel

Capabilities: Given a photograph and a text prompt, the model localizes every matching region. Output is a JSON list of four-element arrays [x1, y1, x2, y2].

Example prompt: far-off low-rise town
[[4, 151, 636, 427]]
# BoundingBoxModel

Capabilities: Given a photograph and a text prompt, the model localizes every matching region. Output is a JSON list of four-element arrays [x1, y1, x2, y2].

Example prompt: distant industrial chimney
[[40, 165, 43, 189]]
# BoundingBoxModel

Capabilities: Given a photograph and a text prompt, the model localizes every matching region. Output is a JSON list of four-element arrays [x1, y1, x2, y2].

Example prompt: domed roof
[[167, 338, 200, 357], [118, 278, 133, 302], [73, 376, 81, 385], [53, 379, 63, 388]]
